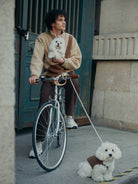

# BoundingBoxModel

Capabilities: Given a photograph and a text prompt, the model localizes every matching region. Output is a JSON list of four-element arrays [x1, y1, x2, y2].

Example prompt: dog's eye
[[112, 149, 114, 152], [105, 149, 108, 152], [56, 41, 58, 43]]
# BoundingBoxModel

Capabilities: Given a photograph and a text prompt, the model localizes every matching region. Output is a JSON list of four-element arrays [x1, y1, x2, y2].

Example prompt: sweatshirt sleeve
[[30, 36, 45, 77], [62, 36, 82, 70]]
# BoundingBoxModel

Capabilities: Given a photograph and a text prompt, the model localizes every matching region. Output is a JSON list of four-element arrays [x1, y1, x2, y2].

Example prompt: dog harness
[[87, 155, 109, 170]]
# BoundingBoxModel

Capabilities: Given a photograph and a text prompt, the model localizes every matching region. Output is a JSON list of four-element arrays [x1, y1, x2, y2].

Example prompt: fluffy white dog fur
[[77, 142, 121, 182], [48, 37, 65, 60]]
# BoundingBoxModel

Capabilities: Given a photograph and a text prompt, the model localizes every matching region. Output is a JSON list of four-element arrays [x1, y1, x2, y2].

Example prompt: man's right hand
[[28, 75, 39, 84]]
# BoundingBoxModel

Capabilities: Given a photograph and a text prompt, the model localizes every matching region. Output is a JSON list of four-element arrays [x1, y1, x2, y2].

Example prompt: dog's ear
[[114, 145, 122, 160], [95, 145, 105, 161]]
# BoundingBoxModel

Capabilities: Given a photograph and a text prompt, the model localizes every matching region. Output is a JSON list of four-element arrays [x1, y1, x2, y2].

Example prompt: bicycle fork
[[47, 85, 60, 137]]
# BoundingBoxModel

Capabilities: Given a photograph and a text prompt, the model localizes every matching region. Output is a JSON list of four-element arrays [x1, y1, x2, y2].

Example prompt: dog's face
[[50, 37, 65, 51], [96, 142, 121, 162]]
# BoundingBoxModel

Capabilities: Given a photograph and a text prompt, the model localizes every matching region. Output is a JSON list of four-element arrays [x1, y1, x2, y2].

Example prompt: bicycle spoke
[[37, 122, 46, 129]]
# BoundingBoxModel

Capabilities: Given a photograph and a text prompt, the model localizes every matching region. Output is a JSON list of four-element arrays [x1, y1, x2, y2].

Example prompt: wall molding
[[92, 32, 138, 60]]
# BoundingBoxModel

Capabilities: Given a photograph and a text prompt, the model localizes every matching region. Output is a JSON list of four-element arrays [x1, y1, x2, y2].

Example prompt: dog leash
[[70, 78, 104, 144]]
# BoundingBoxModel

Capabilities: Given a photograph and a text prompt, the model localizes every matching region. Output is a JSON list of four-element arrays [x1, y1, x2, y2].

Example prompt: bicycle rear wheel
[[32, 101, 67, 171]]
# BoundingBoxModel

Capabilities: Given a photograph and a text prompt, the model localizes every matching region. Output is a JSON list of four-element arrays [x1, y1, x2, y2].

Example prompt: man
[[28, 9, 82, 157]]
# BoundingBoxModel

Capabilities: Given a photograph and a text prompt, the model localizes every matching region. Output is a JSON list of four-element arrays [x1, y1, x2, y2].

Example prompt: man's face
[[52, 15, 66, 32]]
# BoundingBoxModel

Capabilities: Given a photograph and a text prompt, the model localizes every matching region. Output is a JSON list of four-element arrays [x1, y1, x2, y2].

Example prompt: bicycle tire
[[32, 101, 67, 171]]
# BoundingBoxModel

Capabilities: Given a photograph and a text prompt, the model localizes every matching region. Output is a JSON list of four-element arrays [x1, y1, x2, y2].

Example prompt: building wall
[[0, 0, 15, 183], [92, 0, 138, 131], [99, 0, 138, 34]]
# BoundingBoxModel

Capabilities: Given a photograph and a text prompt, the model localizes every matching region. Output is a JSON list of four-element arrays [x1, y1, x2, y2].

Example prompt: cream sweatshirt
[[30, 31, 82, 77]]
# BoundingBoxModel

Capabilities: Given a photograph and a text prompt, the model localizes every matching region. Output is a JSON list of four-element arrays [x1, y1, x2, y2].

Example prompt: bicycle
[[32, 74, 79, 171]]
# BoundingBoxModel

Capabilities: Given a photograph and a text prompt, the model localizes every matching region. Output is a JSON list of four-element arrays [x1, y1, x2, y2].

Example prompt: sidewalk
[[16, 125, 138, 184]]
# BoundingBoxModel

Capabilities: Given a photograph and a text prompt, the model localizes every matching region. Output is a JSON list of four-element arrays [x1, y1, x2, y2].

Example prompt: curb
[[100, 166, 138, 184], [111, 170, 138, 184]]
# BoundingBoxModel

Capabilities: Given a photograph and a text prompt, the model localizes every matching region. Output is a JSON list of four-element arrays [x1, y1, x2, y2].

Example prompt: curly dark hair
[[45, 9, 67, 30]]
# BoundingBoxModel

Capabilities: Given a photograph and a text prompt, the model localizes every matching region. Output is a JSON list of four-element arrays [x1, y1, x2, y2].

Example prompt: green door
[[15, 0, 41, 128], [15, 0, 96, 129]]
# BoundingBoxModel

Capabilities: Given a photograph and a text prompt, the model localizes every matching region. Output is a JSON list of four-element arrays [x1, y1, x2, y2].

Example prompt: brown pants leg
[[39, 82, 55, 108], [64, 75, 80, 116]]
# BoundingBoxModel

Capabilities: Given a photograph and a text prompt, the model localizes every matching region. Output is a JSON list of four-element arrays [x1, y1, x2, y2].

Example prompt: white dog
[[48, 37, 65, 60], [77, 142, 121, 182]]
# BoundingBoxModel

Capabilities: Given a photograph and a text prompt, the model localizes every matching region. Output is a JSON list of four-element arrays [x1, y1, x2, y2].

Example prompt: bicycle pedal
[[66, 128, 71, 131]]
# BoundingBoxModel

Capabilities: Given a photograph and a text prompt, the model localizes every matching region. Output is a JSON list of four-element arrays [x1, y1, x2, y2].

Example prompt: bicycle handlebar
[[36, 74, 79, 83]]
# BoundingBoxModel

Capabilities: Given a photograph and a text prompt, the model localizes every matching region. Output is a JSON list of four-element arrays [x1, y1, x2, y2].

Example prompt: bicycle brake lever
[[40, 75, 45, 81], [35, 76, 45, 83]]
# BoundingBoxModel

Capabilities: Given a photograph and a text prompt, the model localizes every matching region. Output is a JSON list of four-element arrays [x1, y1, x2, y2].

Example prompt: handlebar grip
[[68, 74, 79, 79]]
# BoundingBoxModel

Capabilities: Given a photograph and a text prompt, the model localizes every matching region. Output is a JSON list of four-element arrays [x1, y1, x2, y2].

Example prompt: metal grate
[[15, 0, 82, 39]]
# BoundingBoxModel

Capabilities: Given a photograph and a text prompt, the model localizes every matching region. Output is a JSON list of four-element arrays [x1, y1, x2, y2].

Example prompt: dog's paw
[[92, 175, 104, 182]]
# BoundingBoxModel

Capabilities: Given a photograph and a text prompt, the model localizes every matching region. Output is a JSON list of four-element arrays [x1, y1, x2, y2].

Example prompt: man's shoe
[[66, 116, 78, 129], [29, 142, 42, 158]]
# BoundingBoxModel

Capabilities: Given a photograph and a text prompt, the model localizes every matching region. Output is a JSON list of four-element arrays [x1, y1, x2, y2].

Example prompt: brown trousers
[[39, 72, 80, 116]]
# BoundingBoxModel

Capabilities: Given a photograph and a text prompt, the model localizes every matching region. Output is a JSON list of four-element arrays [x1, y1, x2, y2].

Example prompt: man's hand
[[28, 75, 39, 84], [52, 57, 65, 64]]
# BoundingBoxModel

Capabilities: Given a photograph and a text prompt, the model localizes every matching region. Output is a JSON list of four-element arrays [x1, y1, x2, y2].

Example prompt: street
[[16, 125, 138, 184]]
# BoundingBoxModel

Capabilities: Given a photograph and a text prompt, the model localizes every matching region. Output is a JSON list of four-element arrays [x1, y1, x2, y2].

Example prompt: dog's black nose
[[109, 154, 112, 157]]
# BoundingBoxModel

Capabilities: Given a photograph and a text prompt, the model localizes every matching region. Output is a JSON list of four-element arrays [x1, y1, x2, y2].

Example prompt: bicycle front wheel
[[32, 101, 67, 171]]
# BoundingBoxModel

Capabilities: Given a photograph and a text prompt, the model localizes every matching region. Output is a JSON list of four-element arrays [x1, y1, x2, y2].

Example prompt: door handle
[[16, 26, 29, 40]]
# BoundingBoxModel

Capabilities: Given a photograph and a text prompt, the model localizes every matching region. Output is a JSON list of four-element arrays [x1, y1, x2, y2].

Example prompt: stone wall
[[92, 0, 138, 131], [92, 62, 138, 131], [0, 0, 15, 183], [99, 0, 138, 34]]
